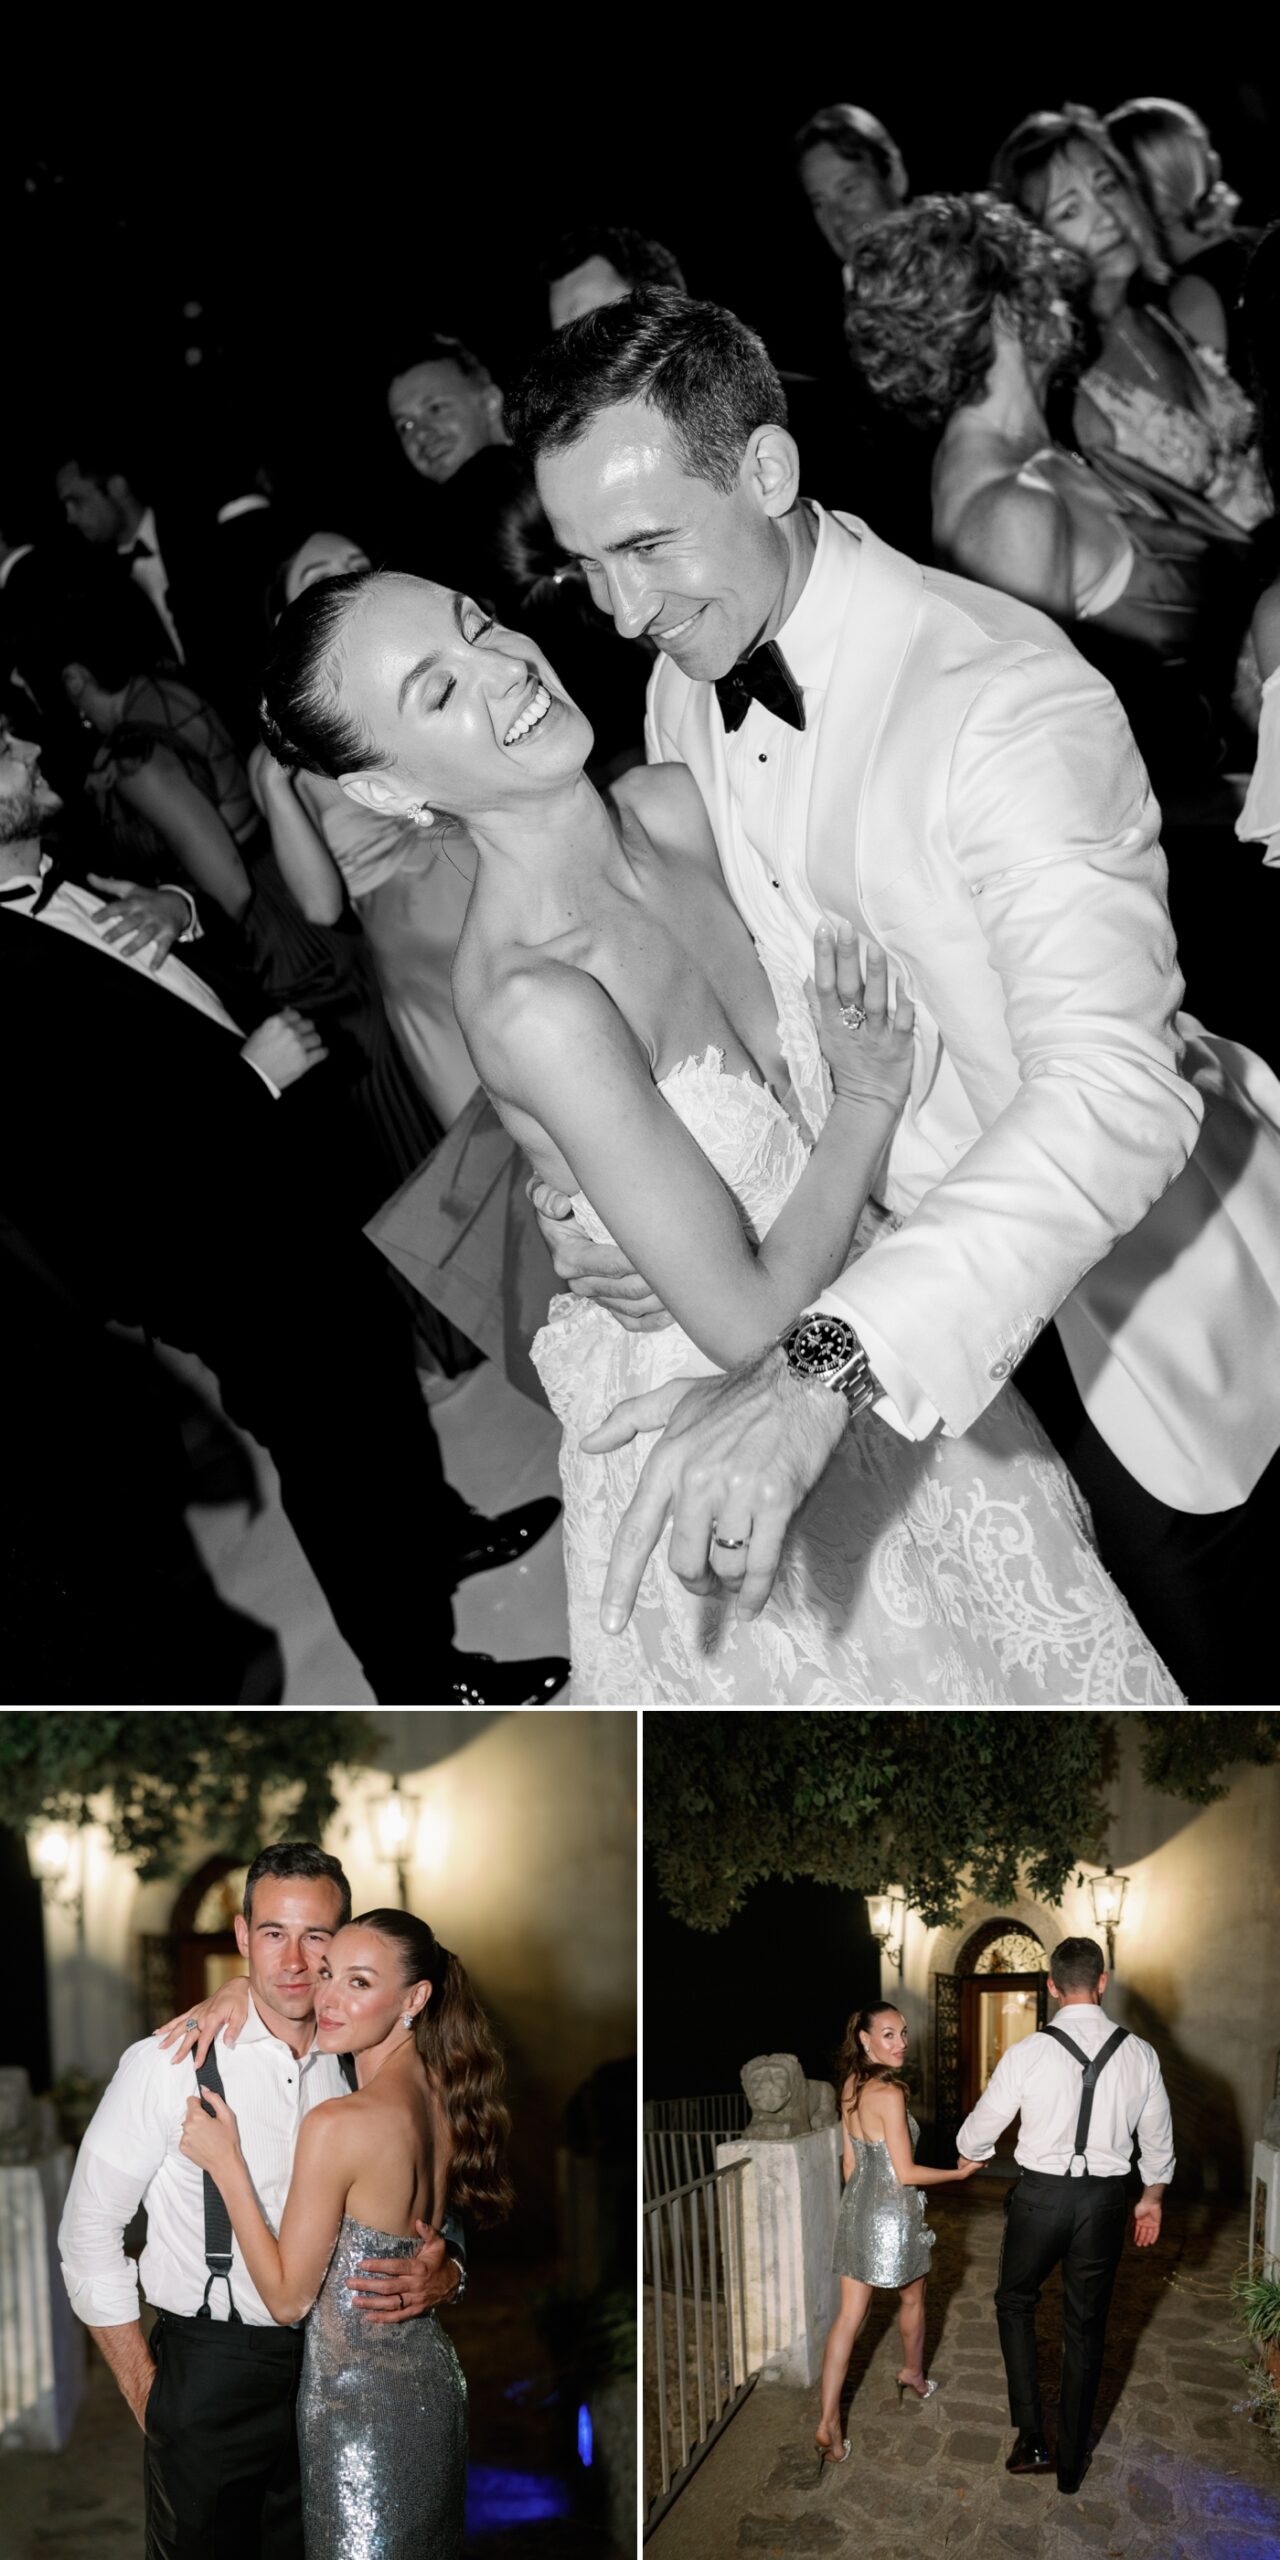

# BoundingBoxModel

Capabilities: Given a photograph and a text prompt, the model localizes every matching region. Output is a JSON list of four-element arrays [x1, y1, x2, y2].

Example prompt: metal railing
[[643, 2155, 755, 2537], [643, 2094, 747, 2202]]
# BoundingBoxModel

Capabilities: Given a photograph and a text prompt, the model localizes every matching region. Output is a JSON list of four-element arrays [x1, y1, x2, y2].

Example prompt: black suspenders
[[1041, 2024, 1131, 2174], [194, 2043, 242, 2321]]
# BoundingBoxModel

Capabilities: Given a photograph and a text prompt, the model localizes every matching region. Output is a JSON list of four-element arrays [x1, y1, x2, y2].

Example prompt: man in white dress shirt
[[511, 289, 1280, 1702], [956, 1935, 1174, 2495], [58, 1843, 459, 2560]]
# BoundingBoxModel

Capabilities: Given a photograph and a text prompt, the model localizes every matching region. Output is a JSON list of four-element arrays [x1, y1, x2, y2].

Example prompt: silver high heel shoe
[[813, 2430, 852, 2478], [895, 2373, 939, 2402]]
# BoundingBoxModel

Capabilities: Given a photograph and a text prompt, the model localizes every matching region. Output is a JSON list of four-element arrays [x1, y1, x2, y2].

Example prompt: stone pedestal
[[1251, 2136, 1280, 2275], [0, 2151, 85, 2452], [717, 2126, 840, 2386]]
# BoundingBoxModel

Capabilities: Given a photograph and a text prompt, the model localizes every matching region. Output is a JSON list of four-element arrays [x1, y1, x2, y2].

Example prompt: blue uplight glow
[[577, 2402, 594, 2466], [464, 2466, 574, 2530]]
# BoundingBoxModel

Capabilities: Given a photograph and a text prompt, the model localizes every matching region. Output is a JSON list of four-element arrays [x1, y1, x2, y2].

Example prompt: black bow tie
[[124, 540, 156, 565], [714, 640, 805, 735]]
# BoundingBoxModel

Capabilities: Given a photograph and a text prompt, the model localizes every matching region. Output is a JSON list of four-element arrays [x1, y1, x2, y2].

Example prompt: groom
[[58, 1841, 462, 2560], [510, 289, 1280, 1702], [956, 1935, 1173, 2494]]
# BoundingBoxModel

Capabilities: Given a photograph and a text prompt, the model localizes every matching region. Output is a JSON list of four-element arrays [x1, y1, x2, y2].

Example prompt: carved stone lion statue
[[740, 2053, 813, 2140]]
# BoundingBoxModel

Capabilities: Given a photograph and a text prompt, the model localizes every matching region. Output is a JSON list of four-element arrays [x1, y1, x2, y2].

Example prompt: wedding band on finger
[[839, 1002, 867, 1031], [709, 1521, 749, 1552]]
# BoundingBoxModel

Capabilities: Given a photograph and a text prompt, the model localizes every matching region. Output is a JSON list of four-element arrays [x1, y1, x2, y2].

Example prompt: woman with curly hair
[[180, 1906, 511, 2558], [815, 2003, 978, 2467], [991, 106, 1268, 535], [844, 192, 1241, 655]]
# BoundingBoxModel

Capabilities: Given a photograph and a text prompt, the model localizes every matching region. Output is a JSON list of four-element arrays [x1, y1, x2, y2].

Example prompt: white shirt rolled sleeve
[[955, 2008, 1175, 2184]]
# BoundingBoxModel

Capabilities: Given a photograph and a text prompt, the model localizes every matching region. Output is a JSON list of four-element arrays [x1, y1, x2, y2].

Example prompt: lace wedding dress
[[531, 958, 1184, 1707]]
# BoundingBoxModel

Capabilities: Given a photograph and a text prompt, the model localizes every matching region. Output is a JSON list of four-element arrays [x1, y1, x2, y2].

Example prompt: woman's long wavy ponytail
[[355, 1908, 514, 2226]]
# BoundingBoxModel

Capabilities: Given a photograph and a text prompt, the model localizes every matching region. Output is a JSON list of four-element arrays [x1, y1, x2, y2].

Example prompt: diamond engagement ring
[[184, 2019, 200, 2035], [839, 1002, 867, 1031]]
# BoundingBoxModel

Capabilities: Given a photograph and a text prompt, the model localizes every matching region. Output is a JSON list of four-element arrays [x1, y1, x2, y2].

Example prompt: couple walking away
[[58, 1841, 512, 2559], [261, 284, 1280, 1706], [816, 1935, 1174, 2495]]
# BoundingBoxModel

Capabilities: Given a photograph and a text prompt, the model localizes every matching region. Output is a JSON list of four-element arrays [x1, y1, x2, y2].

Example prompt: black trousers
[[994, 2170, 1130, 2476], [143, 2312, 305, 2560], [1016, 1320, 1280, 1705]]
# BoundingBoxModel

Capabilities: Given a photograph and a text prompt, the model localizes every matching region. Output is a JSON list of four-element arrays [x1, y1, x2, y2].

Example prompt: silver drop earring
[[402, 2013, 414, 2029]]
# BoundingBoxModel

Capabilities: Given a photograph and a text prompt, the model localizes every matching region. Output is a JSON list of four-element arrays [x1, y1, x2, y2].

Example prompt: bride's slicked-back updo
[[354, 1907, 514, 2227], [259, 569, 389, 780]]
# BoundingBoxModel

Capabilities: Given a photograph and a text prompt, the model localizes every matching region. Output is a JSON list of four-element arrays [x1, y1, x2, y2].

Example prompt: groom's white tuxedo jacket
[[646, 508, 1280, 1513]]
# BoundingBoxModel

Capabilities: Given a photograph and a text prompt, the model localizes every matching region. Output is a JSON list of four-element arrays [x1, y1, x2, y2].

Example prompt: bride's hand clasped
[[179, 2087, 244, 2176]]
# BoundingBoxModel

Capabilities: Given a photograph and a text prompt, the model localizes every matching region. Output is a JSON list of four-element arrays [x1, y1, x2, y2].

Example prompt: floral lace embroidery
[[532, 975, 1182, 1705]]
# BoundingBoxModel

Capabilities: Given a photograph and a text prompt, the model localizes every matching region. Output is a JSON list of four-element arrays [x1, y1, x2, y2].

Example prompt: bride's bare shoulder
[[610, 760, 719, 865]]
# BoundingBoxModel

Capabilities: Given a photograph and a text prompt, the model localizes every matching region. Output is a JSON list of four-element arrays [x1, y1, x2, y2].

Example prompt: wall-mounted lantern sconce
[[867, 1888, 906, 1975], [370, 1784, 420, 1910], [1086, 1864, 1130, 1972]]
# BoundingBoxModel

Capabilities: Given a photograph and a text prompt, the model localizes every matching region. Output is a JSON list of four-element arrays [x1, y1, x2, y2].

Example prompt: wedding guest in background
[[844, 192, 1269, 1051], [792, 102, 933, 550], [55, 438, 193, 666], [795, 103, 910, 280], [386, 333, 530, 618], [1106, 97, 1260, 379], [1235, 223, 1280, 860], [991, 106, 1270, 536], [0, 720, 567, 1706], [545, 223, 687, 329]]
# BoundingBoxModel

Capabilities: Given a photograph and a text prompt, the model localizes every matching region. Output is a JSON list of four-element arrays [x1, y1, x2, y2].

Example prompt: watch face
[[786, 1316, 861, 1382]]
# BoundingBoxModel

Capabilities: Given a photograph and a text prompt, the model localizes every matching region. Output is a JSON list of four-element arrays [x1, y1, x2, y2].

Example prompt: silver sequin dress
[[297, 2212, 467, 2559], [832, 2111, 936, 2287]]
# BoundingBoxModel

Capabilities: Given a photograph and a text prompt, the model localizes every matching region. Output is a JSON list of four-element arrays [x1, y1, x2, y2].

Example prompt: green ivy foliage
[[1136, 1710, 1280, 1804], [645, 1710, 1280, 1932], [0, 1712, 373, 1879]]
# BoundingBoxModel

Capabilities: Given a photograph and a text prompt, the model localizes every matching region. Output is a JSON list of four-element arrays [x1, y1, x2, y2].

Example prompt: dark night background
[[643, 1854, 879, 2101], [10, 44, 1278, 544]]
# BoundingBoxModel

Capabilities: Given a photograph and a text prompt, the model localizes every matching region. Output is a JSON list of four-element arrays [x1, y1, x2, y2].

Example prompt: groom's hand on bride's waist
[[351, 2221, 462, 2322], [527, 1176, 673, 1331], [583, 1348, 848, 1634]]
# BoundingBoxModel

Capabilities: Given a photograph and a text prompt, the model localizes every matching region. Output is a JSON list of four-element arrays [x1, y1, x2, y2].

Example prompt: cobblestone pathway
[[648, 2188, 1280, 2560]]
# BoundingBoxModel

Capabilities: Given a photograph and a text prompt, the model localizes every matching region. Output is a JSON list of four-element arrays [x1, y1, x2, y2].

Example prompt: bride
[[259, 570, 1181, 1707], [179, 1907, 510, 2558]]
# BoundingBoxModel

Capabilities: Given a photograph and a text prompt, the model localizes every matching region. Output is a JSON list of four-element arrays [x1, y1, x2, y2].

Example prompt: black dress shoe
[[1057, 2453, 1091, 2495], [448, 1497, 561, 1584], [439, 1650, 569, 1705], [1005, 2431, 1053, 2475]]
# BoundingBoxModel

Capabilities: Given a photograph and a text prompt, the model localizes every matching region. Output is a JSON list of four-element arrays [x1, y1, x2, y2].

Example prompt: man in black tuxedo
[[56, 443, 195, 670], [0, 723, 568, 1706]]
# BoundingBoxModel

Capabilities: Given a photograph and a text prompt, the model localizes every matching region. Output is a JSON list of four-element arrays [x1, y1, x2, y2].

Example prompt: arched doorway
[[935, 1919, 1049, 2142], [172, 1859, 250, 2012]]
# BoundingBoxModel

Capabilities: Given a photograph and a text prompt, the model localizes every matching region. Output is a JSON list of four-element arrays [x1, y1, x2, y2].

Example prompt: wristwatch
[[444, 2258, 467, 2304], [779, 1314, 881, 1421]]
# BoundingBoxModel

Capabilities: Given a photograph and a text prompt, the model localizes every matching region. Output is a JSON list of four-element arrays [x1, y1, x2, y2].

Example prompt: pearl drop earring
[[411, 804, 435, 828]]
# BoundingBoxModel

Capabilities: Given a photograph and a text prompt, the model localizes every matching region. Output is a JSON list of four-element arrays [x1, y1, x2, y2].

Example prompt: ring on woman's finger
[[839, 1002, 867, 1031], [184, 2020, 200, 2035], [709, 1520, 749, 1552]]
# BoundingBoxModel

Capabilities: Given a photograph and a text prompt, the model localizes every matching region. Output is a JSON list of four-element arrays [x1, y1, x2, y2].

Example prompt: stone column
[[716, 2125, 841, 2387]]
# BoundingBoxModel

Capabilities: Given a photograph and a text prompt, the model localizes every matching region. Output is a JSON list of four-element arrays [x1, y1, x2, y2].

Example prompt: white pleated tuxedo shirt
[[58, 1993, 347, 2327], [955, 2004, 1175, 2184]]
